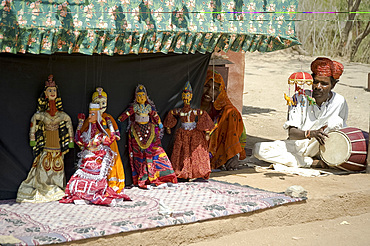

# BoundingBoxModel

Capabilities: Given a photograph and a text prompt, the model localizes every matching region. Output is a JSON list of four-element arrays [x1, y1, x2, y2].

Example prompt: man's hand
[[310, 125, 328, 145]]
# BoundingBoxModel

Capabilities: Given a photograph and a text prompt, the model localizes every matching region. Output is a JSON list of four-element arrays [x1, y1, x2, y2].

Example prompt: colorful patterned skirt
[[129, 122, 177, 189], [171, 127, 211, 179], [60, 146, 130, 205]]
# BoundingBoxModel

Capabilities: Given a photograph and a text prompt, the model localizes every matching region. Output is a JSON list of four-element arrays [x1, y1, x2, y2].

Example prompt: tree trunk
[[336, 0, 362, 57], [291, 45, 309, 56], [367, 117, 370, 173], [350, 21, 370, 61]]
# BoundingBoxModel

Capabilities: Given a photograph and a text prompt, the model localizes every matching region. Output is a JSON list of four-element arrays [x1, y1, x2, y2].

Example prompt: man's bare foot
[[311, 160, 330, 169]]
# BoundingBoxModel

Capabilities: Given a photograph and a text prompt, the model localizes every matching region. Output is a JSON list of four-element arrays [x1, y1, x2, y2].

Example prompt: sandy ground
[[62, 51, 370, 246]]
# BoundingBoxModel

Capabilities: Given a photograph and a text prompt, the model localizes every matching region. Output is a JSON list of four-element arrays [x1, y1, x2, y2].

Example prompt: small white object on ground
[[285, 185, 307, 198]]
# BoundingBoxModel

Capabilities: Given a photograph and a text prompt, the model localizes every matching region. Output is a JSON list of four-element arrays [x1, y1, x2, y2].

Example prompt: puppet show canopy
[[0, 0, 299, 55]]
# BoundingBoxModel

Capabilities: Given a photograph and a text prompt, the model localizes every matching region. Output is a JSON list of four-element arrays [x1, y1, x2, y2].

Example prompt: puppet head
[[92, 87, 108, 114], [182, 81, 193, 105], [37, 75, 63, 113], [44, 75, 57, 101], [135, 84, 148, 105], [88, 103, 100, 123]]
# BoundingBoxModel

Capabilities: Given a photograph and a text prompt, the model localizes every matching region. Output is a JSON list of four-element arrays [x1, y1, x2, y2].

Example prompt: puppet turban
[[311, 57, 344, 80]]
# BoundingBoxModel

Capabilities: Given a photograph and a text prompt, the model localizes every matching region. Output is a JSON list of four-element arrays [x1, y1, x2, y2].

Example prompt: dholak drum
[[320, 127, 368, 171]]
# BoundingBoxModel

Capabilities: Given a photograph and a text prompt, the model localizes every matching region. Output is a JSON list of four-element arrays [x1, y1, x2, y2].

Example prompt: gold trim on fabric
[[40, 149, 64, 172], [43, 153, 52, 171], [45, 124, 59, 131], [136, 112, 149, 117], [131, 123, 155, 150]]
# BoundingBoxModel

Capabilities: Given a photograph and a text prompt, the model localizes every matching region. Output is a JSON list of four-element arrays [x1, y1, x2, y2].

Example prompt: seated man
[[253, 57, 348, 168], [201, 70, 247, 170]]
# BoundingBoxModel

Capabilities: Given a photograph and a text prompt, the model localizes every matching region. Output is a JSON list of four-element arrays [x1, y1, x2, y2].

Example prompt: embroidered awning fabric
[[0, 0, 300, 55]]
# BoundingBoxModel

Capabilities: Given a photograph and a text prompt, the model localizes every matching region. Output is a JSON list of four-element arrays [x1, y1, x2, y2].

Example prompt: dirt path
[[189, 212, 370, 246]]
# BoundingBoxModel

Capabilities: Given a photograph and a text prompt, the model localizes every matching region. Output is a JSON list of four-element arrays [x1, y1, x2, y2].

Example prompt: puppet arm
[[102, 132, 116, 146], [163, 109, 179, 134], [75, 113, 86, 148], [150, 109, 163, 129], [118, 106, 134, 123], [106, 116, 120, 141], [64, 113, 75, 148], [105, 114, 121, 140], [29, 112, 41, 147]]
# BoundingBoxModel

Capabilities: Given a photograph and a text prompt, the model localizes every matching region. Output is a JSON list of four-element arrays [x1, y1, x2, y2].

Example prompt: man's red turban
[[311, 57, 344, 80]]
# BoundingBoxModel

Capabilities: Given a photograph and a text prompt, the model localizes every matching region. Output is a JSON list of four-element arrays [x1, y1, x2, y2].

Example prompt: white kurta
[[253, 91, 348, 167]]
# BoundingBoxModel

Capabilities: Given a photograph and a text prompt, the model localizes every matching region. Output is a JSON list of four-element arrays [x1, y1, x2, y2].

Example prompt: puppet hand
[[205, 133, 210, 141], [30, 141, 36, 147], [68, 142, 74, 148], [158, 123, 163, 129], [166, 128, 171, 135], [78, 113, 85, 121], [115, 131, 121, 141]]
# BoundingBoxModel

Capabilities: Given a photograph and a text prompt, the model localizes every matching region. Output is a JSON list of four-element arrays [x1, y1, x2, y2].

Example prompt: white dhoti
[[253, 138, 321, 168]]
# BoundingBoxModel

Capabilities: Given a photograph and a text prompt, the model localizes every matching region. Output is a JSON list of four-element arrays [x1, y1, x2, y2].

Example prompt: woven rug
[[0, 180, 305, 245]]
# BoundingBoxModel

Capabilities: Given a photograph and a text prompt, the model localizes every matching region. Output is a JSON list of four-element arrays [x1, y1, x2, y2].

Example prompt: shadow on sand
[[337, 82, 369, 91], [245, 134, 277, 149], [242, 105, 277, 115]]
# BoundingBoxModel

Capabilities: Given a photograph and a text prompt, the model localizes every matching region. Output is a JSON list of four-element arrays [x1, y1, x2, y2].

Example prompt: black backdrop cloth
[[0, 52, 211, 200]]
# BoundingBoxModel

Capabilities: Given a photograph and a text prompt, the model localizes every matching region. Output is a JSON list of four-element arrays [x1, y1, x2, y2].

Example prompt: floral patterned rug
[[0, 180, 305, 245]]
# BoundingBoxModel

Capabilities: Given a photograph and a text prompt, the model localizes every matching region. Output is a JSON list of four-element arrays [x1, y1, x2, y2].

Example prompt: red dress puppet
[[118, 84, 177, 189], [60, 103, 130, 206], [79, 87, 126, 193], [164, 82, 214, 180]]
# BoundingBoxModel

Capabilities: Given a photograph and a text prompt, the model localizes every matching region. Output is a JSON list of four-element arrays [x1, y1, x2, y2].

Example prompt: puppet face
[[202, 79, 221, 103], [88, 110, 98, 123], [182, 92, 192, 104], [45, 87, 57, 100], [312, 75, 333, 102], [136, 92, 147, 105], [94, 97, 107, 114]]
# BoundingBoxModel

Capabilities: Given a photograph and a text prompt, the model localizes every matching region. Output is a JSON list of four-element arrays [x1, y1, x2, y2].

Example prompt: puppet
[[17, 75, 74, 203], [118, 84, 177, 189], [164, 82, 214, 180], [80, 87, 125, 192], [60, 103, 130, 205], [285, 72, 316, 107]]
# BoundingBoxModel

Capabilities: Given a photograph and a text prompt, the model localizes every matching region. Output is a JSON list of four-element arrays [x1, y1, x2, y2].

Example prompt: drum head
[[320, 131, 351, 166]]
